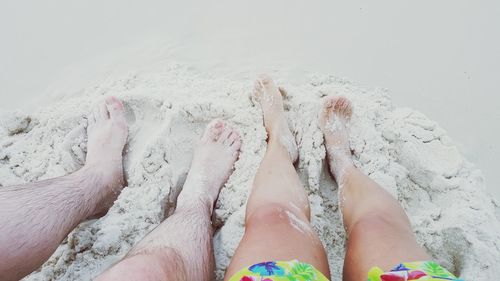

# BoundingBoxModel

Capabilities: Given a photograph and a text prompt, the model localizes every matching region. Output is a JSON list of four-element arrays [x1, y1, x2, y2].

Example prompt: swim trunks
[[228, 260, 329, 281], [368, 261, 464, 281]]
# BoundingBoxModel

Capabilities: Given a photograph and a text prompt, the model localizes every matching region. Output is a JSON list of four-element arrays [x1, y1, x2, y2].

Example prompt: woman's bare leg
[[225, 75, 330, 279], [0, 97, 128, 281], [319, 96, 430, 281], [97, 119, 241, 281]]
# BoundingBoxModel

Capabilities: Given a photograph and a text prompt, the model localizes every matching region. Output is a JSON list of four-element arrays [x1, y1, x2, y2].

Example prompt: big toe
[[257, 74, 279, 92], [105, 96, 125, 120], [203, 119, 225, 142], [320, 97, 337, 125], [258, 73, 273, 84]]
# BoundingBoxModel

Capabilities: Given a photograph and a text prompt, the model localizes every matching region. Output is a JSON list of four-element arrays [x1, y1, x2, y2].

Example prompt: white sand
[[0, 65, 499, 280]]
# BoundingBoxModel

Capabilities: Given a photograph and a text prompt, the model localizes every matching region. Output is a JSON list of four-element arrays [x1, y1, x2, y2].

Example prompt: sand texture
[[0, 65, 498, 280]]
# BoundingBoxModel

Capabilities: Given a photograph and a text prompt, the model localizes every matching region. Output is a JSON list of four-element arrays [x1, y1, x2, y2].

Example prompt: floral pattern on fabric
[[367, 261, 465, 281], [228, 260, 329, 281]]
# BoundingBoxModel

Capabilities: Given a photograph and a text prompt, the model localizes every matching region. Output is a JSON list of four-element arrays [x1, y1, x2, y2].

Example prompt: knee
[[245, 203, 310, 230], [348, 213, 410, 237]]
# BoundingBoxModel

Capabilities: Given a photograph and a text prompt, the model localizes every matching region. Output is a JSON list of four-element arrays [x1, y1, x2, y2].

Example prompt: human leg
[[225, 75, 330, 280], [319, 96, 429, 281], [97, 119, 241, 281], [0, 96, 128, 281]]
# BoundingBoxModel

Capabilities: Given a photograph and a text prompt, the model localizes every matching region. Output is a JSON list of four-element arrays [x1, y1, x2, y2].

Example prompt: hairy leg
[[319, 96, 429, 281], [97, 119, 241, 281], [0, 96, 128, 281], [225, 75, 330, 280]]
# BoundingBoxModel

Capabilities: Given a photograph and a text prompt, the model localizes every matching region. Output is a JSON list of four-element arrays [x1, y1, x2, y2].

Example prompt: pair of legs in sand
[[0, 75, 429, 281]]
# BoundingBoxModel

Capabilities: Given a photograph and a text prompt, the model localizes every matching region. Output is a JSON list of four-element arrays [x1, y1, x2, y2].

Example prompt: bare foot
[[178, 119, 241, 210], [319, 96, 354, 183], [253, 74, 298, 162], [84, 96, 128, 216]]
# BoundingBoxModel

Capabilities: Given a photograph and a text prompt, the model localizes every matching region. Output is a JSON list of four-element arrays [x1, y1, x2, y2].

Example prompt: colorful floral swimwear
[[229, 260, 463, 281], [228, 260, 329, 281], [368, 261, 464, 281]]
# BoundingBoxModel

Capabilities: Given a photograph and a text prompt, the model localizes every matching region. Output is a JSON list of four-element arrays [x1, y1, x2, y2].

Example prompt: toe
[[278, 87, 287, 97], [258, 74, 273, 85], [321, 97, 336, 117], [335, 96, 353, 117], [97, 100, 110, 120], [336, 97, 346, 108], [334, 96, 346, 109], [257, 74, 280, 93], [333, 97, 344, 107], [254, 80, 263, 91], [253, 80, 264, 98], [323, 96, 337, 111], [343, 99, 353, 116], [203, 119, 225, 141], [231, 137, 242, 153], [228, 131, 240, 145], [105, 96, 126, 121], [224, 132, 235, 146], [320, 96, 341, 128], [219, 127, 234, 145]]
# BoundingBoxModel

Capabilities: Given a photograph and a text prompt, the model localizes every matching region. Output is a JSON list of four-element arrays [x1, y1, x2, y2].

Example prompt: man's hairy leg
[[97, 119, 241, 281], [97, 199, 213, 281], [0, 96, 128, 281]]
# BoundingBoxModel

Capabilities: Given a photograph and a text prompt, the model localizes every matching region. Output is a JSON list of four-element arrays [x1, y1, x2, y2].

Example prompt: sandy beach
[[0, 66, 498, 280]]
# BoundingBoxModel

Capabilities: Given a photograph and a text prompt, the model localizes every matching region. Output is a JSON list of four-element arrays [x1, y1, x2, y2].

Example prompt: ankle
[[265, 116, 287, 135], [176, 189, 214, 215], [78, 164, 124, 191], [267, 133, 282, 146], [73, 166, 124, 218], [267, 127, 298, 159], [84, 153, 123, 172], [331, 160, 355, 185]]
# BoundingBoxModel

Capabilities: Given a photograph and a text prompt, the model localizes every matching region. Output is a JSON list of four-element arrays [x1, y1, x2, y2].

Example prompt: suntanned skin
[[0, 96, 128, 281], [96, 119, 241, 281], [225, 76, 430, 281], [225, 75, 331, 279], [318, 96, 430, 281]]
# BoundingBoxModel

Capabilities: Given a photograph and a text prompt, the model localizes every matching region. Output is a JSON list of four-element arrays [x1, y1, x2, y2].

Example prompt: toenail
[[258, 75, 271, 84]]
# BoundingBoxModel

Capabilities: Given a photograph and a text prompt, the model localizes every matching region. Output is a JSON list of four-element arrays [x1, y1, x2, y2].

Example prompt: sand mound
[[0, 65, 498, 280]]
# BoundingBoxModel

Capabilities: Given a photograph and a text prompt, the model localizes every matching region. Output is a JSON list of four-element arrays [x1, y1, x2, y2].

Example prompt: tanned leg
[[0, 96, 128, 281], [97, 119, 241, 281], [319, 96, 430, 281], [225, 75, 330, 280]]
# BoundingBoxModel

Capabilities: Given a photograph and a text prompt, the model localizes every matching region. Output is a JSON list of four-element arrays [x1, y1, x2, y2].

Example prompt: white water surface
[[1, 0, 499, 199]]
